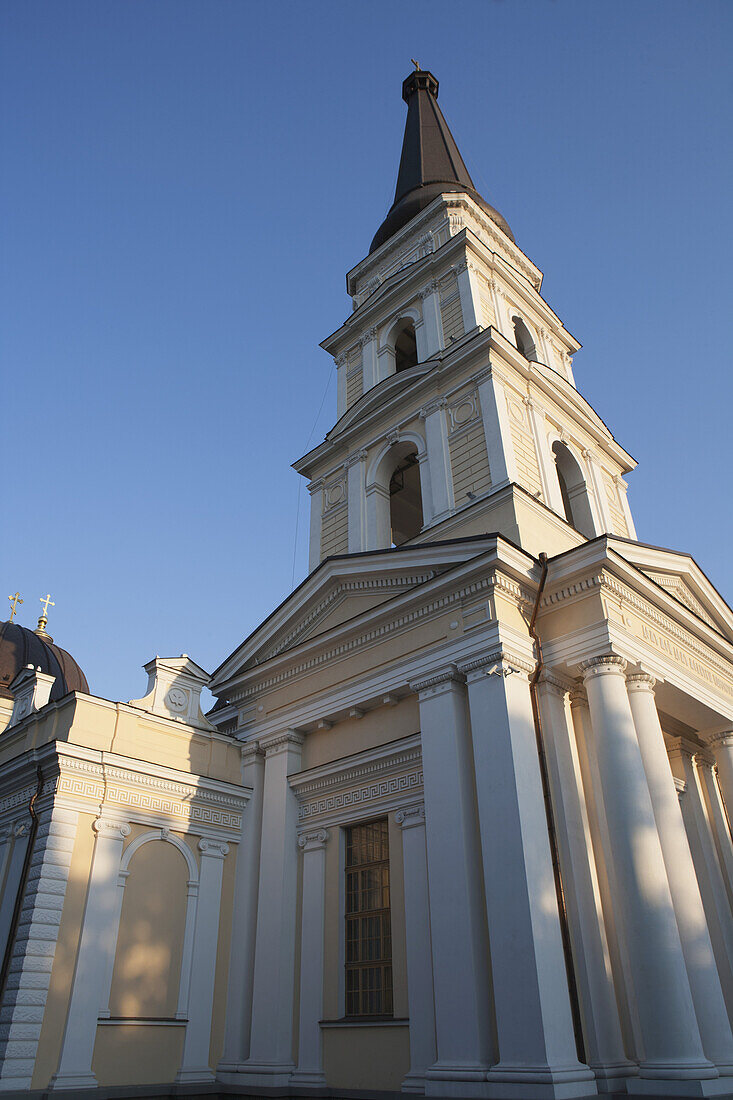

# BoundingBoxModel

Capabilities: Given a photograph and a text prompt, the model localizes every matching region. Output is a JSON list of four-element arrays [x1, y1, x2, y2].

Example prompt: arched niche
[[379, 310, 424, 380], [366, 435, 429, 549], [551, 440, 596, 538]]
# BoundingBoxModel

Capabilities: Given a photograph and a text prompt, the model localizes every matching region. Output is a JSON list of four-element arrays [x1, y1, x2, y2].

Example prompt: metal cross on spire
[[411, 58, 421, 71], [8, 593, 23, 622], [39, 594, 55, 618]]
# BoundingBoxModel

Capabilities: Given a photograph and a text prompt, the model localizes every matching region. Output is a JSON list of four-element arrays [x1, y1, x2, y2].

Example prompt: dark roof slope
[[370, 69, 514, 254], [0, 620, 89, 701]]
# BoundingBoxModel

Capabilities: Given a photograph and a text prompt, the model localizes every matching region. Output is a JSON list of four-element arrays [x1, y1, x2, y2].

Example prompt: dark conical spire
[[370, 69, 513, 254]]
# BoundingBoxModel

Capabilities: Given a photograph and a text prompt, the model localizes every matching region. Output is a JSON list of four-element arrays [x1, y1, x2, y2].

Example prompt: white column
[[419, 281, 444, 357], [568, 689, 643, 1062], [397, 804, 437, 1093], [220, 743, 265, 1074], [176, 839, 229, 1083], [463, 655, 593, 1099], [476, 367, 518, 487], [241, 730, 303, 1087], [708, 734, 733, 841], [536, 675, 632, 1089], [696, 751, 733, 904], [667, 740, 733, 1015], [626, 674, 733, 1074], [409, 669, 491, 1096], [360, 329, 379, 391], [456, 261, 482, 334], [307, 479, 324, 573], [365, 483, 391, 550], [292, 829, 329, 1087], [580, 656, 715, 1090], [346, 449, 368, 553], [526, 400, 565, 515], [51, 816, 131, 1091], [336, 353, 348, 418], [420, 399, 454, 525]]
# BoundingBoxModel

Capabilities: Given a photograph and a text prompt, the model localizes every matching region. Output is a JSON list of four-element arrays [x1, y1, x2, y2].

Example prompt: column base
[[290, 1069, 327, 1087], [223, 1060, 294, 1088], [402, 1069, 427, 1093], [486, 1062, 597, 1100], [48, 1072, 99, 1090], [629, 1077, 733, 1097], [175, 1066, 216, 1084], [588, 1060, 638, 1093], [425, 1061, 489, 1097]]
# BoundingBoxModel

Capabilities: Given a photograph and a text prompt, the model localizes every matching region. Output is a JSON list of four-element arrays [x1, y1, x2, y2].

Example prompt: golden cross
[[39, 594, 55, 618], [8, 593, 23, 622], [411, 58, 421, 71]]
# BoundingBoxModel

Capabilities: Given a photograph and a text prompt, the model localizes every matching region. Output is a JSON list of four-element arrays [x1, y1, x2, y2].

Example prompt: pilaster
[[307, 479, 324, 573], [419, 398, 454, 525], [291, 829, 329, 1087], [525, 399, 565, 514], [240, 730, 304, 1086], [456, 260, 483, 335], [220, 742, 266, 1074], [418, 280, 444, 358], [176, 839, 229, 1084], [396, 803, 437, 1093], [475, 367, 518, 488], [346, 449, 368, 553], [50, 815, 131, 1092], [409, 668, 490, 1096]]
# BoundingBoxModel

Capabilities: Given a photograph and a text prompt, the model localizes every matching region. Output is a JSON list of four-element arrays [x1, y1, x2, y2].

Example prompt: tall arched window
[[389, 446, 423, 545], [512, 316, 537, 361], [552, 441, 596, 538], [394, 321, 418, 373]]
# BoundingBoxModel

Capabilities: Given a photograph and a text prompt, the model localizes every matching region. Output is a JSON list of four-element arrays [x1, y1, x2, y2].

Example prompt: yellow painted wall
[[108, 838, 188, 1019], [92, 1024, 184, 1086], [303, 697, 420, 770]]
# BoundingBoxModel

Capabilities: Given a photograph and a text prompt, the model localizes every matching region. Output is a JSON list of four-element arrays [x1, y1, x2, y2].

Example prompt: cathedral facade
[[1, 69, 733, 1100]]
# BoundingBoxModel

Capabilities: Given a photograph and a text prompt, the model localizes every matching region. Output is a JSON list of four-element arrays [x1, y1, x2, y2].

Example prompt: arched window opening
[[389, 448, 423, 545], [512, 316, 537, 361], [551, 441, 596, 538], [394, 322, 418, 373]]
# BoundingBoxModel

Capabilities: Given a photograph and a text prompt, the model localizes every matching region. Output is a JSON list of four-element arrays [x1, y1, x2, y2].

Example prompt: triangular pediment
[[609, 538, 733, 643], [211, 536, 501, 688]]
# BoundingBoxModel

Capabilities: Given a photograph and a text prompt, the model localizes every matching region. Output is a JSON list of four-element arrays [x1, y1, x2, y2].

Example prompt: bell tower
[[295, 69, 637, 571]]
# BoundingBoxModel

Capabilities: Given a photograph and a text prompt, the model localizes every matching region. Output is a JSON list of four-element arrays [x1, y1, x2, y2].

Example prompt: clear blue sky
[[2, 0, 731, 703]]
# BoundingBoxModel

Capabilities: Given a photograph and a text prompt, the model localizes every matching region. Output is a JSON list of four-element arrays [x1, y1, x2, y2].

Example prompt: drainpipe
[[528, 553, 586, 1066], [0, 766, 44, 1003]]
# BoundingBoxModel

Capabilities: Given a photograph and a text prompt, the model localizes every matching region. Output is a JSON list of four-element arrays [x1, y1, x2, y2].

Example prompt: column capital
[[580, 654, 627, 681], [260, 729, 305, 757], [537, 669, 573, 697], [198, 838, 230, 860], [307, 477, 325, 495], [706, 730, 733, 750], [297, 828, 329, 852], [395, 804, 425, 830], [459, 648, 534, 681], [418, 396, 448, 419], [418, 279, 439, 299], [335, 353, 348, 368], [626, 672, 657, 693], [409, 665, 465, 697], [568, 685, 588, 708], [359, 326, 377, 347], [93, 817, 131, 841], [241, 740, 265, 764], [344, 447, 368, 468]]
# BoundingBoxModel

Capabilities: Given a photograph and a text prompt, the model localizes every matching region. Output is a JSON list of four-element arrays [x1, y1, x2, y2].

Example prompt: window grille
[[344, 819, 393, 1017]]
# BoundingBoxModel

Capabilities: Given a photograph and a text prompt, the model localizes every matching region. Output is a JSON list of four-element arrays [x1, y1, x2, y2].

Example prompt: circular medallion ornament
[[166, 687, 188, 714]]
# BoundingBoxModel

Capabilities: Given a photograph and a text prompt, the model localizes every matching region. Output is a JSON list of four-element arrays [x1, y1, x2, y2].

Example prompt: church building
[[1, 68, 733, 1100]]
